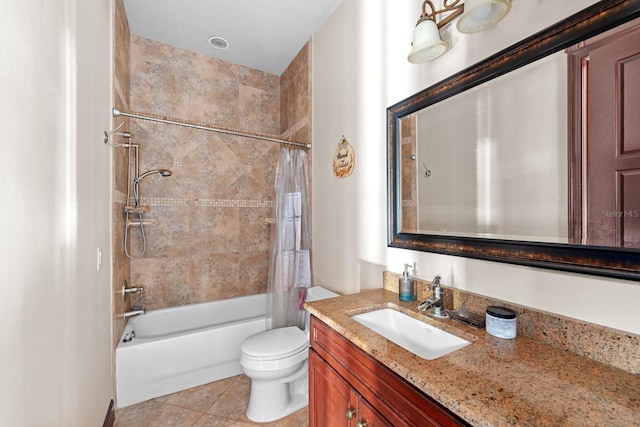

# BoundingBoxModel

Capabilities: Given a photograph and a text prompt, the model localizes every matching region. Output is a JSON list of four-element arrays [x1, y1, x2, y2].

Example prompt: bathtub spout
[[123, 307, 145, 319]]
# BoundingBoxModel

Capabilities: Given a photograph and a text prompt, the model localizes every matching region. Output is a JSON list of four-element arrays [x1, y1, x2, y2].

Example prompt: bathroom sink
[[352, 308, 470, 360]]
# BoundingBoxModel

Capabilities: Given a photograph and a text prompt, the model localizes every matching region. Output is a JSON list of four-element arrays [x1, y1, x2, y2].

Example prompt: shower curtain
[[266, 147, 312, 330]]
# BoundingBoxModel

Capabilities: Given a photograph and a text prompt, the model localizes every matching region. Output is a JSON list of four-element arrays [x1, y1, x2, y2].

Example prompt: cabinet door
[[309, 349, 359, 427], [358, 398, 390, 427]]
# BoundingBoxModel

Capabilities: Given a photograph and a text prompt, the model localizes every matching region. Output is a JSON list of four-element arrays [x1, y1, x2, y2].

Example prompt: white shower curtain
[[267, 147, 312, 330]]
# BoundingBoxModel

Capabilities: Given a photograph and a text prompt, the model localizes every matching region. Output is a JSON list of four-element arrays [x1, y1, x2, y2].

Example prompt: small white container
[[485, 306, 517, 339]]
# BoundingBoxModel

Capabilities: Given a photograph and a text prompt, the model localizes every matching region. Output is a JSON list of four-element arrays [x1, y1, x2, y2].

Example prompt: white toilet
[[240, 286, 339, 422]]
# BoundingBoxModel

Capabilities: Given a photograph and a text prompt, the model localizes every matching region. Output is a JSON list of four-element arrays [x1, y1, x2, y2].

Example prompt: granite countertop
[[305, 289, 640, 427]]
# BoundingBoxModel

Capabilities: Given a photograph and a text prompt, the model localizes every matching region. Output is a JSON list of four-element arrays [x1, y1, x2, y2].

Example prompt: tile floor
[[115, 375, 308, 427]]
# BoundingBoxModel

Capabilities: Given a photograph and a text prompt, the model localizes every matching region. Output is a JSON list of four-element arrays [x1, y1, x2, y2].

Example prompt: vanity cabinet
[[309, 316, 469, 427]]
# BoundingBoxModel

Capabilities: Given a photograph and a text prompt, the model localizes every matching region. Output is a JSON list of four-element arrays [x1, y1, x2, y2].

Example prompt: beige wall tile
[[121, 36, 310, 311]]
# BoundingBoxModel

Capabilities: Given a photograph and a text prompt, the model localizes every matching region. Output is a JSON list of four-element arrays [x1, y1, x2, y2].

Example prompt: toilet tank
[[304, 286, 339, 334], [306, 286, 339, 302]]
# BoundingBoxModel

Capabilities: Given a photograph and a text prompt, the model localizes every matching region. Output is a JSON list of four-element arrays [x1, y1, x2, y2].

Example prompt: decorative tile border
[[114, 190, 273, 209], [113, 78, 130, 112], [140, 197, 190, 207], [115, 190, 128, 204], [281, 117, 309, 140], [193, 199, 273, 208]]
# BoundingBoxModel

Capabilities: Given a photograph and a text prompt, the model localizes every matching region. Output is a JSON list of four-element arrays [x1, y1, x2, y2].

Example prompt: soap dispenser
[[399, 263, 416, 301]]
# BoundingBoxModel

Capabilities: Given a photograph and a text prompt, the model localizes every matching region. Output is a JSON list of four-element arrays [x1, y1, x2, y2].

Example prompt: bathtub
[[116, 293, 266, 407]]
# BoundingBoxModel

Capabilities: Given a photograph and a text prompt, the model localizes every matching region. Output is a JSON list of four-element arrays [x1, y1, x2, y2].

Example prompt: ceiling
[[123, 0, 343, 76]]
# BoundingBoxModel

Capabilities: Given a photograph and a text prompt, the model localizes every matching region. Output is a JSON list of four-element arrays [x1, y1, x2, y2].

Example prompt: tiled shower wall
[[401, 116, 417, 231], [112, 0, 131, 349], [122, 35, 311, 311]]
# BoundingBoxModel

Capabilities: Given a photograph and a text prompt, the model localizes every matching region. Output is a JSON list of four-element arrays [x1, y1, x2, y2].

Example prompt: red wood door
[[579, 20, 640, 247]]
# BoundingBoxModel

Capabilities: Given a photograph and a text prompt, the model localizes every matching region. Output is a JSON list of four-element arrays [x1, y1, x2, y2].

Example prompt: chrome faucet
[[418, 275, 448, 318], [123, 307, 145, 319], [122, 280, 145, 302]]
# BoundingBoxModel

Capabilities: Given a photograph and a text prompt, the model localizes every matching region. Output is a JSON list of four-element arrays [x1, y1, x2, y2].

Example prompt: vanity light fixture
[[456, 0, 511, 33], [408, 0, 511, 63]]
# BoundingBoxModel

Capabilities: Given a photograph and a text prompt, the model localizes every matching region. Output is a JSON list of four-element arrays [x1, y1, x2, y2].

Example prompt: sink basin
[[352, 308, 470, 360]]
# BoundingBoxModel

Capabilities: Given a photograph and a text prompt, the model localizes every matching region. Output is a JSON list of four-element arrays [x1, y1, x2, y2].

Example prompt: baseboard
[[103, 399, 115, 427]]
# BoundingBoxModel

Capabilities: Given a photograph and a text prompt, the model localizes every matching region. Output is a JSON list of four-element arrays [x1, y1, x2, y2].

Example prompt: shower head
[[134, 169, 172, 184]]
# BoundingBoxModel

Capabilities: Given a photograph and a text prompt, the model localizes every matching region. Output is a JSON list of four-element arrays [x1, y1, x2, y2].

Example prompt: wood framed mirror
[[387, 0, 640, 280]]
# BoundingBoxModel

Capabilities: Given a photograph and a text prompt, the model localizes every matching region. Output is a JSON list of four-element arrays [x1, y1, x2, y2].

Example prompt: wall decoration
[[332, 136, 355, 178]]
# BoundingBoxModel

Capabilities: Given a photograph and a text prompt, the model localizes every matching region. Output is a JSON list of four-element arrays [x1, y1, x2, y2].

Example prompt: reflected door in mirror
[[570, 19, 640, 248]]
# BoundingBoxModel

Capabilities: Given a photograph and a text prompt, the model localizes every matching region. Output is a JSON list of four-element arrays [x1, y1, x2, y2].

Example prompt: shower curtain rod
[[112, 108, 311, 149]]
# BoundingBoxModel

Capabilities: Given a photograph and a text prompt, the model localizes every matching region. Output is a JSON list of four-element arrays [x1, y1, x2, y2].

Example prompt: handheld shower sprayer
[[134, 169, 172, 184], [125, 168, 172, 260]]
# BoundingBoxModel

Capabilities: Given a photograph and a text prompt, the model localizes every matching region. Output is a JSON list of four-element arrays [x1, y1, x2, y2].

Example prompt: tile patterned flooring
[[115, 375, 308, 427]]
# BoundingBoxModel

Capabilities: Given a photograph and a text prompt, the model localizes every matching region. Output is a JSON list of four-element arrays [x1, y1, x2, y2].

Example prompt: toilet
[[240, 286, 339, 422]]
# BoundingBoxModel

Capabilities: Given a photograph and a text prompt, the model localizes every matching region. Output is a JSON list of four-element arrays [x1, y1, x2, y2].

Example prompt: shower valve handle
[[122, 281, 145, 302], [124, 206, 148, 214], [127, 286, 144, 298]]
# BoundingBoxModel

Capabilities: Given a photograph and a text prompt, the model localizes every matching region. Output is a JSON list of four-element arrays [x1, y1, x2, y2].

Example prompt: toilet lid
[[241, 326, 308, 360]]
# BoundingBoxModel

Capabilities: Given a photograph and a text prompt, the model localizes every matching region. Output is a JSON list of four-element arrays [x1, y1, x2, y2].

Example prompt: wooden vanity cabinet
[[309, 316, 470, 427]]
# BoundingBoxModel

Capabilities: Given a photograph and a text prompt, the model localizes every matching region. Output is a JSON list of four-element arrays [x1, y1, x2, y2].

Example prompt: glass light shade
[[456, 0, 511, 34], [408, 19, 448, 63]]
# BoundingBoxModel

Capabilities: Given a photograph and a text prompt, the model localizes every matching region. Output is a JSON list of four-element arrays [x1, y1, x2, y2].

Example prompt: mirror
[[403, 51, 569, 243], [388, 0, 640, 280]]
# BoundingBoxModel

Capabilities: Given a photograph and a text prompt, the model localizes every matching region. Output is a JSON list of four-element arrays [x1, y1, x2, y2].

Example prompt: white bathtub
[[116, 293, 266, 407]]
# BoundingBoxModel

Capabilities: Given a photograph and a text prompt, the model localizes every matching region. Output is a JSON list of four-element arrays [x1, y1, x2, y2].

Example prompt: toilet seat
[[240, 326, 309, 372], [241, 326, 308, 361]]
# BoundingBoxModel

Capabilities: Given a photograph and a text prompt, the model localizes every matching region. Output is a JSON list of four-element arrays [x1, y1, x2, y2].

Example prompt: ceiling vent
[[208, 35, 229, 49]]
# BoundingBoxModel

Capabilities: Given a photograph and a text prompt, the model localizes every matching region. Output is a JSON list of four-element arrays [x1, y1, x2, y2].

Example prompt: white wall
[[0, 1, 113, 425], [312, 0, 640, 335]]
